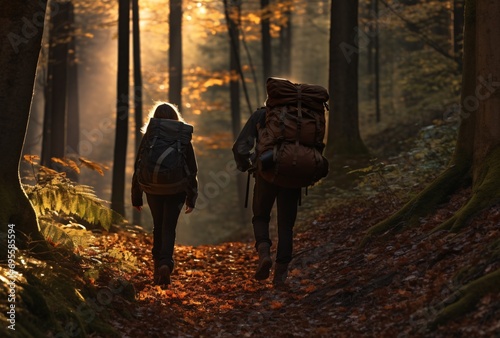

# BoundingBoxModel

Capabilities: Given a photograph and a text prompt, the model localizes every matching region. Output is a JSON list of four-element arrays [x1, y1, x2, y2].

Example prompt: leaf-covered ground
[[3, 121, 498, 337], [67, 121, 498, 337], [83, 182, 498, 337]]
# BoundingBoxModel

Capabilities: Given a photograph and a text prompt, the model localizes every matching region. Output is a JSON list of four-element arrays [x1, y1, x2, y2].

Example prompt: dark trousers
[[146, 192, 186, 271], [252, 173, 301, 264]]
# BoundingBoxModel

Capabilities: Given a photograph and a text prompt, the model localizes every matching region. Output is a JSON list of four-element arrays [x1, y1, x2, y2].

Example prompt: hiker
[[233, 77, 329, 287], [131, 102, 198, 286]]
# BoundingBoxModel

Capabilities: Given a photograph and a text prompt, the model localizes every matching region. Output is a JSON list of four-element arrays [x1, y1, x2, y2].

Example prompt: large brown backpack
[[256, 77, 329, 188]]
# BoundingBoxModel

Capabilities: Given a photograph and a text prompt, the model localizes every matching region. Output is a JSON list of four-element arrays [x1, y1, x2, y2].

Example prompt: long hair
[[141, 102, 184, 134]]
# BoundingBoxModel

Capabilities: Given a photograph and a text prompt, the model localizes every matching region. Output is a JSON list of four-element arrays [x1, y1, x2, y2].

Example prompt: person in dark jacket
[[232, 107, 301, 287], [132, 102, 198, 287]]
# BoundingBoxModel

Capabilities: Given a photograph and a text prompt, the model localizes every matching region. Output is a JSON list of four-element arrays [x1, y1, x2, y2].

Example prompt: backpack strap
[[272, 142, 285, 184], [177, 122, 192, 177], [182, 147, 191, 177], [153, 146, 174, 183], [293, 85, 303, 166], [279, 106, 287, 139], [270, 106, 288, 183], [314, 110, 322, 145], [148, 135, 158, 157], [258, 107, 266, 128], [150, 135, 158, 148]]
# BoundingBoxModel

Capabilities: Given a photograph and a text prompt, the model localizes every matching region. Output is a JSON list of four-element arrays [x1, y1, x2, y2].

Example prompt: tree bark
[[472, 0, 500, 180], [434, 0, 500, 233], [132, 0, 142, 225], [41, 1, 70, 167], [66, 1, 80, 182], [226, 0, 241, 140], [111, 0, 130, 216], [361, 0, 477, 243], [362, 0, 500, 326], [168, 0, 183, 108], [373, 0, 381, 123], [224, 0, 249, 224], [278, 0, 292, 78], [0, 0, 47, 252], [453, 0, 465, 67], [261, 0, 272, 84], [326, 0, 369, 159]]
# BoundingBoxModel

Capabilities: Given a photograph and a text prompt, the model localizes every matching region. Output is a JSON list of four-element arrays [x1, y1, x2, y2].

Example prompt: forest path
[[110, 235, 329, 337], [103, 185, 499, 337]]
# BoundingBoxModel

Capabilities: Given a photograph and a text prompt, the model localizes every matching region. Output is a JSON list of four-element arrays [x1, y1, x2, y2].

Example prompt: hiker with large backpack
[[232, 77, 329, 287], [131, 102, 198, 287]]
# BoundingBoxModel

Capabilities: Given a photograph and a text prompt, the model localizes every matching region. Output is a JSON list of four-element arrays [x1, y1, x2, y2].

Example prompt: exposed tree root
[[429, 268, 500, 329], [434, 147, 500, 232], [0, 183, 46, 260], [360, 163, 470, 247]]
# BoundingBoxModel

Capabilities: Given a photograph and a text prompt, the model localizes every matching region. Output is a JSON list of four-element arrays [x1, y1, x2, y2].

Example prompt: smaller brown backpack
[[256, 77, 329, 188]]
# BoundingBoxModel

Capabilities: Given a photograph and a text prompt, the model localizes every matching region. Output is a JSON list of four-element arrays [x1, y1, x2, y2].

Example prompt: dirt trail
[[101, 187, 499, 337]]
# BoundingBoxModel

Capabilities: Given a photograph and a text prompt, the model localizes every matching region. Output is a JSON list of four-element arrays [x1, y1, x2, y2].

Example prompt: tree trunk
[[472, 0, 500, 181], [0, 0, 47, 252], [367, 1, 374, 76], [362, 0, 476, 243], [261, 0, 272, 84], [41, 62, 53, 166], [132, 0, 143, 225], [227, 0, 241, 140], [373, 0, 381, 123], [41, 1, 71, 167], [362, 0, 500, 325], [429, 1, 500, 324], [168, 0, 183, 108], [453, 0, 465, 66], [224, 0, 249, 224], [367, 0, 381, 123], [111, 0, 130, 216], [278, 0, 292, 78], [326, 0, 369, 159], [66, 1, 80, 182]]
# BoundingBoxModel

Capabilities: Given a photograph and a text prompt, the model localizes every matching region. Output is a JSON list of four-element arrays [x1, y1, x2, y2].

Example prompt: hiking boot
[[272, 262, 289, 287], [156, 265, 171, 286], [254, 243, 272, 281]]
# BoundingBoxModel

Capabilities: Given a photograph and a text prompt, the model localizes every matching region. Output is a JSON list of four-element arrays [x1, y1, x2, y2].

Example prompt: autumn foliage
[[71, 183, 498, 337]]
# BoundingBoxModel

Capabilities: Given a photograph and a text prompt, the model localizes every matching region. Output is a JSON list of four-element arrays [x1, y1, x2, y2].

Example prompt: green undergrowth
[[349, 120, 500, 328], [295, 119, 459, 232], [349, 119, 459, 201], [0, 216, 139, 337], [24, 174, 124, 233], [0, 157, 139, 337], [21, 156, 131, 255], [0, 249, 135, 338]]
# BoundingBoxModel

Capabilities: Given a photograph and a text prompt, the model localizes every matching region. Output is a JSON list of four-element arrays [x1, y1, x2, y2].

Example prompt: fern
[[108, 247, 139, 272], [39, 218, 76, 250], [24, 175, 123, 231]]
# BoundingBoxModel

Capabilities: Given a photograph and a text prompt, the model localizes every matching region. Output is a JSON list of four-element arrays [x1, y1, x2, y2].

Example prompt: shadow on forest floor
[[4, 119, 498, 337]]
